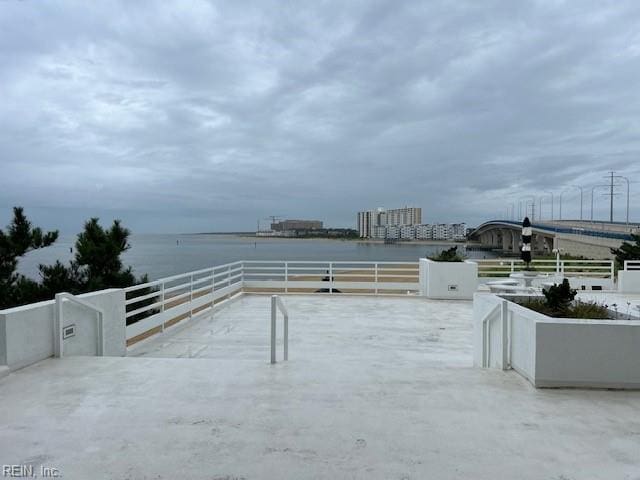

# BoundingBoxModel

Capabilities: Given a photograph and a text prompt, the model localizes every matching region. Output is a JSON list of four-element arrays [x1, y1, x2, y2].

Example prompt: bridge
[[470, 219, 640, 258]]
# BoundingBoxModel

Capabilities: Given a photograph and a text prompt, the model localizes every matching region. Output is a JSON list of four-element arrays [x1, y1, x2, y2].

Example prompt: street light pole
[[543, 190, 554, 221], [570, 185, 584, 221], [613, 175, 630, 225], [520, 195, 536, 221], [591, 185, 608, 221]]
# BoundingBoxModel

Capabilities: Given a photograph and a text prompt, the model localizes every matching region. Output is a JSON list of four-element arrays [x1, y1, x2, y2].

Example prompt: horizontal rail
[[624, 260, 640, 271]]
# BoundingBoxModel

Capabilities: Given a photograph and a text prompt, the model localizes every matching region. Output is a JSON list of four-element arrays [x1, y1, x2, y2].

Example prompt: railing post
[[210, 268, 215, 311], [270, 296, 277, 364], [510, 260, 514, 273], [54, 293, 64, 358], [329, 262, 333, 294], [611, 261, 615, 282], [283, 312, 288, 361], [285, 261, 288, 294], [161, 281, 166, 331], [374, 263, 378, 295], [189, 274, 194, 319], [227, 264, 231, 299], [501, 300, 509, 370]]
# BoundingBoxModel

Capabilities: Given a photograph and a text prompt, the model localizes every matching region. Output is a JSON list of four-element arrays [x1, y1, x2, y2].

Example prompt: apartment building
[[356, 207, 422, 238]]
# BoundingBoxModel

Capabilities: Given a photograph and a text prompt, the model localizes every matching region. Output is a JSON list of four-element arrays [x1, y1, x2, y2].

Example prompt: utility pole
[[602, 172, 621, 223]]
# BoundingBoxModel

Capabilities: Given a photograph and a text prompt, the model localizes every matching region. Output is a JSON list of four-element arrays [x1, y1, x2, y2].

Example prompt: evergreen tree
[[39, 218, 147, 295], [0, 207, 58, 309], [611, 234, 640, 268]]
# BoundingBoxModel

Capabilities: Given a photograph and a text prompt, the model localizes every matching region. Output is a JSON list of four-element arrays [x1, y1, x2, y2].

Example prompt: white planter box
[[474, 293, 640, 389], [419, 258, 478, 300], [618, 270, 640, 293]]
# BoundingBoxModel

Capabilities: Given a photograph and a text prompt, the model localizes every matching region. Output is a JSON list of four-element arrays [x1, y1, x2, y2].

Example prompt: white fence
[[624, 260, 640, 271], [475, 258, 614, 279], [242, 260, 418, 294], [124, 260, 419, 344]]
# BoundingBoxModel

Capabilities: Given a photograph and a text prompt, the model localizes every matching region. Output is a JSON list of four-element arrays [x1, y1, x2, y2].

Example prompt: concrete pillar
[[511, 230, 520, 253], [501, 229, 510, 251]]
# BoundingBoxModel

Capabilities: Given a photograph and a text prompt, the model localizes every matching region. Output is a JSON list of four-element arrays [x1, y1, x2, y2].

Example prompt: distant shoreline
[[188, 232, 465, 246]]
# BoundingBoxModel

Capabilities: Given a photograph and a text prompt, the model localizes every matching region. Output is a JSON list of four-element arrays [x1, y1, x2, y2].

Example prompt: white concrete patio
[[1, 295, 639, 479]]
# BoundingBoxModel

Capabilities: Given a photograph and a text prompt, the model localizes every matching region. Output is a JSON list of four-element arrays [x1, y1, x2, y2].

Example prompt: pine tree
[[611, 234, 640, 268], [0, 207, 58, 308]]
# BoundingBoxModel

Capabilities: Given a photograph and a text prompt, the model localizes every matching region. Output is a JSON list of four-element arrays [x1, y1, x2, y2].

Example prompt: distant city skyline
[[1, 1, 640, 233]]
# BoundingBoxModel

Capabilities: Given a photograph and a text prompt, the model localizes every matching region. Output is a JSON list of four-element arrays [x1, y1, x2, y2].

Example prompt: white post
[[54, 293, 64, 358], [189, 274, 194, 319], [161, 281, 166, 331], [374, 263, 378, 295], [285, 261, 288, 294], [610, 261, 615, 283], [270, 295, 277, 364], [210, 268, 215, 311], [227, 264, 231, 299], [329, 262, 333, 294], [501, 300, 509, 370], [283, 312, 288, 361]]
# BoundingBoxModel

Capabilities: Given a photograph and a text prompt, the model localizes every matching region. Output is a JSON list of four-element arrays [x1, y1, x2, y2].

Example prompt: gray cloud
[[1, 0, 640, 232]]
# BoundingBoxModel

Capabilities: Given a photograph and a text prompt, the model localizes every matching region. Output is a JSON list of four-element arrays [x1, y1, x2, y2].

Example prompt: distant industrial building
[[271, 219, 323, 231], [357, 207, 422, 238]]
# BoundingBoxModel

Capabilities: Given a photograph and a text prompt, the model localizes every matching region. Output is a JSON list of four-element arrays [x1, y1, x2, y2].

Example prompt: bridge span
[[470, 220, 639, 259]]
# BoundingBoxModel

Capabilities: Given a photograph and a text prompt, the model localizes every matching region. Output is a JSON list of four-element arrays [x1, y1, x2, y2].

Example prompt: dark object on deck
[[316, 270, 341, 293]]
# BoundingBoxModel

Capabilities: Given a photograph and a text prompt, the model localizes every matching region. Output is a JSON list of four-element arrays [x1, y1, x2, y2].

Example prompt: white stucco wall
[[618, 270, 640, 294], [420, 258, 477, 300], [0, 289, 126, 371], [535, 320, 640, 388]]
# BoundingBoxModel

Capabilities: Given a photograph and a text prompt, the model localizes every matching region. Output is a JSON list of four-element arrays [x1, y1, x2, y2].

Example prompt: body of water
[[18, 234, 496, 281]]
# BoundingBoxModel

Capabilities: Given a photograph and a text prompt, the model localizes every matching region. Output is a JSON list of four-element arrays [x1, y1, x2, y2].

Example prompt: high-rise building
[[356, 207, 422, 238]]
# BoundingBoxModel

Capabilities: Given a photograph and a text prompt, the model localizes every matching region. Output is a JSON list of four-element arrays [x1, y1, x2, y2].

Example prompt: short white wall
[[0, 289, 126, 372], [420, 258, 477, 300], [618, 270, 640, 294], [535, 319, 640, 388], [474, 293, 640, 389]]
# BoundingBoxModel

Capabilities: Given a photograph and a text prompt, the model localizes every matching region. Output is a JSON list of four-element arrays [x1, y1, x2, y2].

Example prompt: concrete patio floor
[[1, 294, 639, 479]]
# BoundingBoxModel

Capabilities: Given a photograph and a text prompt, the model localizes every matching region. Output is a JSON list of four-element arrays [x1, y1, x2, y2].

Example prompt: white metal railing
[[54, 292, 105, 358], [624, 260, 640, 271], [481, 299, 509, 369], [242, 260, 419, 295], [475, 258, 614, 279], [123, 260, 418, 345], [124, 261, 243, 342], [270, 295, 289, 364]]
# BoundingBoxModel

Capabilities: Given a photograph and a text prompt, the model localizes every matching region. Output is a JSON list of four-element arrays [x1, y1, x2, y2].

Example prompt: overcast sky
[[2, 1, 640, 233]]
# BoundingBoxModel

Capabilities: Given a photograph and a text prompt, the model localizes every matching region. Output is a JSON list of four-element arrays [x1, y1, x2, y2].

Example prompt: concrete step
[[0, 366, 9, 380]]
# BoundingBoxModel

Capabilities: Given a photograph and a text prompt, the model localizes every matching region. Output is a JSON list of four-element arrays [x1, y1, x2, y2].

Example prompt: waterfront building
[[415, 224, 433, 240], [400, 225, 416, 240], [271, 219, 323, 231], [356, 206, 422, 237], [386, 225, 400, 240]]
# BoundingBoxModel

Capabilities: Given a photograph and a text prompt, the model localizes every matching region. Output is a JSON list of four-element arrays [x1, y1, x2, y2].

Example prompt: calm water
[[18, 234, 494, 281]]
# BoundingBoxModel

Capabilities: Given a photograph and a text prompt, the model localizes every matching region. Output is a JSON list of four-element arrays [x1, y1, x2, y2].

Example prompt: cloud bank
[[1, 0, 640, 232]]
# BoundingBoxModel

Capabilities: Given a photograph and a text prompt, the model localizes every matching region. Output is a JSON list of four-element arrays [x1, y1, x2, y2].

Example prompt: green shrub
[[518, 279, 609, 319], [428, 246, 464, 262], [542, 279, 576, 313]]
